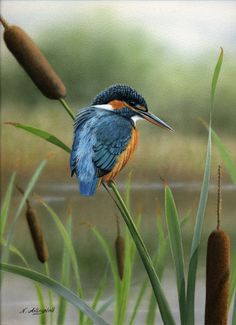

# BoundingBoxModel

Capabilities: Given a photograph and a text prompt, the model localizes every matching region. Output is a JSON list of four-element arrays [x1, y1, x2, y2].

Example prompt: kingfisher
[[70, 84, 173, 196]]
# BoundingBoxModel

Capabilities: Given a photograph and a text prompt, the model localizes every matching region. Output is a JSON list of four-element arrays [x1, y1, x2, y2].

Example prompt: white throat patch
[[131, 115, 144, 124]]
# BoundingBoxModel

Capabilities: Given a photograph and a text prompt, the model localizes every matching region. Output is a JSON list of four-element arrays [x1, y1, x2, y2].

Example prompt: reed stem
[[59, 98, 75, 120], [217, 165, 222, 230]]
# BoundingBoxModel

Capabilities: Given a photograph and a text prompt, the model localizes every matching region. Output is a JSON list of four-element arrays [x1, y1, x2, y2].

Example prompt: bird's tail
[[79, 178, 99, 196]]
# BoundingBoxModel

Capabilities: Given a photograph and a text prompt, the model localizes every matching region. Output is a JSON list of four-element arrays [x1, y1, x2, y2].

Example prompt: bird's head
[[92, 84, 173, 131]]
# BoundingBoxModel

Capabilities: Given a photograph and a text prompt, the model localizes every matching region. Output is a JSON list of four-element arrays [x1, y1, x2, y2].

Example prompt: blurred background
[[1, 1, 236, 324]]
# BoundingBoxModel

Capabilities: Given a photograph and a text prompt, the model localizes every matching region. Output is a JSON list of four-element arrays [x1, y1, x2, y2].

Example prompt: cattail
[[0, 16, 66, 99], [205, 166, 230, 325], [115, 216, 125, 280], [16, 186, 49, 263]]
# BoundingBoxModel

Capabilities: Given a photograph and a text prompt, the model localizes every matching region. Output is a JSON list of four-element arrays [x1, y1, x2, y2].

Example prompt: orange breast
[[102, 127, 138, 182]]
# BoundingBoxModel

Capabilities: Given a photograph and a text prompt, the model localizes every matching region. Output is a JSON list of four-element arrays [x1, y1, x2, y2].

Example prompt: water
[[2, 180, 236, 324]]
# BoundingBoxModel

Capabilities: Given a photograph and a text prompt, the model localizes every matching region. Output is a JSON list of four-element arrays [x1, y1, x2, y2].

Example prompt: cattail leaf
[[57, 217, 72, 325], [211, 47, 223, 109], [212, 129, 236, 184], [165, 186, 186, 324], [41, 201, 83, 297], [2, 160, 47, 263], [0, 172, 16, 239], [109, 181, 175, 325], [0, 263, 109, 325], [5, 122, 71, 154]]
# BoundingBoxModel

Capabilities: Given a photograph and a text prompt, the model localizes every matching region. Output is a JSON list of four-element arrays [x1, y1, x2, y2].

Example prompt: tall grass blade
[[165, 186, 186, 324], [232, 294, 236, 325], [211, 47, 223, 109], [146, 292, 157, 325], [2, 160, 47, 262], [129, 280, 148, 325], [0, 262, 109, 325], [0, 172, 16, 238], [57, 216, 72, 325], [44, 263, 54, 325], [230, 253, 236, 307], [41, 201, 83, 297], [91, 226, 120, 324], [5, 122, 71, 153], [186, 47, 223, 324], [186, 127, 212, 324], [110, 181, 175, 325], [212, 129, 236, 184]]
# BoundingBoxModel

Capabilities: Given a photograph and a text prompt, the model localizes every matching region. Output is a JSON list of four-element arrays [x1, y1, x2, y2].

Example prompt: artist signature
[[19, 306, 55, 315]]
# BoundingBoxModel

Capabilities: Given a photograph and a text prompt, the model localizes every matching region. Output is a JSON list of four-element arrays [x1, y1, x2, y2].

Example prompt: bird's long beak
[[139, 111, 174, 131]]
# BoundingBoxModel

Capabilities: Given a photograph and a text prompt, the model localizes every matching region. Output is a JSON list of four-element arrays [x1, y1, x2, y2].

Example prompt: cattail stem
[[217, 165, 222, 230], [0, 15, 9, 29], [59, 98, 75, 120]]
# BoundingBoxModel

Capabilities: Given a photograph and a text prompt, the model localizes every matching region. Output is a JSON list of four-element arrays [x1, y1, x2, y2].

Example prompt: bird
[[70, 84, 173, 196]]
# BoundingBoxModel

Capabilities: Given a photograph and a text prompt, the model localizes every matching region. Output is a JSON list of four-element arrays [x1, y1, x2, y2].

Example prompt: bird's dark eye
[[129, 101, 136, 107]]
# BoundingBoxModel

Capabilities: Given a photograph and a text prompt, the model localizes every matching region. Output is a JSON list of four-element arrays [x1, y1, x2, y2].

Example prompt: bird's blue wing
[[92, 115, 133, 175], [70, 108, 96, 176]]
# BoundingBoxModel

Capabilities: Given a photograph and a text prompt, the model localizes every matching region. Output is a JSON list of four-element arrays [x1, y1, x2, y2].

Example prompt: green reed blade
[[91, 227, 120, 325], [41, 201, 83, 298], [211, 47, 223, 110], [230, 253, 236, 307], [232, 293, 236, 325], [186, 47, 223, 325], [0, 262, 109, 325], [0, 172, 16, 239], [5, 122, 71, 153], [165, 186, 186, 324], [57, 216, 72, 325], [212, 129, 236, 184], [110, 181, 176, 325], [186, 127, 211, 324]]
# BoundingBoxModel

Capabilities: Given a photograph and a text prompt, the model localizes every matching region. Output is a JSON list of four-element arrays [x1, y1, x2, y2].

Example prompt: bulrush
[[0, 16, 66, 99], [16, 186, 49, 263], [115, 216, 125, 280], [205, 166, 230, 325]]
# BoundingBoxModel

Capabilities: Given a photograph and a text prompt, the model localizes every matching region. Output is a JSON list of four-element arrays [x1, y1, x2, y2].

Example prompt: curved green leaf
[[211, 47, 223, 109], [212, 129, 236, 184], [5, 122, 71, 154], [0, 172, 16, 238], [165, 186, 186, 324], [0, 263, 109, 325]]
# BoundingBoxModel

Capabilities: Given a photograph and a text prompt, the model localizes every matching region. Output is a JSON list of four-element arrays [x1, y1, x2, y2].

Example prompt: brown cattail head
[[205, 229, 230, 325], [1, 17, 66, 99], [26, 204, 49, 263], [115, 235, 125, 280]]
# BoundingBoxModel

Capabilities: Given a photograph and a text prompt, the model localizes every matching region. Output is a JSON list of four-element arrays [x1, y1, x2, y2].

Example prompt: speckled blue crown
[[92, 84, 147, 109]]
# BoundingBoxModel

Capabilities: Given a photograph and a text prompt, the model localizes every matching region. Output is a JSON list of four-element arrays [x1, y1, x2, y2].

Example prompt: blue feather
[[79, 178, 99, 196]]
